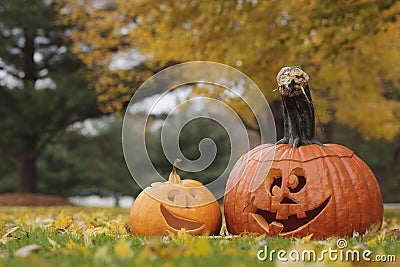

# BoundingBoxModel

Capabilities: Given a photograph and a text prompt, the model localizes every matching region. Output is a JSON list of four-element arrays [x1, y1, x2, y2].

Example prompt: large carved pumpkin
[[130, 160, 222, 236], [224, 67, 383, 238]]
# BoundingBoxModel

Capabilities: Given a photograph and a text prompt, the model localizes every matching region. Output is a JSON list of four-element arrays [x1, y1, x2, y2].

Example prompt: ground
[[0, 193, 73, 206], [0, 206, 399, 267]]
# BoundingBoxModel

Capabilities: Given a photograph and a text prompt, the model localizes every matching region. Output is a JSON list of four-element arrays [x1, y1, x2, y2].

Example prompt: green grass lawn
[[0, 206, 399, 267]]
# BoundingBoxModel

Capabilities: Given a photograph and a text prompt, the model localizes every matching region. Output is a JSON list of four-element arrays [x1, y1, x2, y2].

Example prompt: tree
[[0, 0, 101, 193], [37, 116, 139, 198], [57, 0, 400, 141], [146, 113, 231, 185], [57, 0, 400, 199]]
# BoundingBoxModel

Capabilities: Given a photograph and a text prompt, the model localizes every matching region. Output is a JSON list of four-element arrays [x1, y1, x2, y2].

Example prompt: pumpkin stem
[[169, 159, 183, 184], [275, 66, 322, 147]]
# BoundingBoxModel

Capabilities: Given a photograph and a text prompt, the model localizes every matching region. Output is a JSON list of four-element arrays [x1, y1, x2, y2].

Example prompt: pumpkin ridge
[[225, 164, 242, 233], [361, 154, 383, 226], [315, 150, 339, 236], [323, 144, 355, 157], [317, 144, 355, 235], [249, 153, 354, 163], [343, 158, 372, 233], [209, 203, 215, 234], [342, 157, 364, 233], [347, 154, 378, 230], [249, 147, 276, 192], [226, 155, 250, 193], [327, 152, 358, 236], [364, 154, 384, 225], [297, 144, 311, 236]]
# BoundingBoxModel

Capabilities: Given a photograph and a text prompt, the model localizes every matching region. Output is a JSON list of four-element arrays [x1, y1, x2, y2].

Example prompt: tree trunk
[[16, 29, 38, 193], [114, 192, 122, 207], [383, 138, 400, 187], [23, 31, 36, 81], [320, 122, 334, 143], [17, 137, 38, 193], [351, 131, 362, 155]]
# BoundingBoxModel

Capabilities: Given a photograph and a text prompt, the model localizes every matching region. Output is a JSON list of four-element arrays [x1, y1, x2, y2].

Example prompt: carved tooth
[[276, 212, 288, 220], [269, 221, 284, 235], [297, 211, 307, 219]]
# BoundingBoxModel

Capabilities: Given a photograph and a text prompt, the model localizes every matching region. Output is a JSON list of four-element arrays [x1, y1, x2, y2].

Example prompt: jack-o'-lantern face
[[224, 67, 383, 238], [144, 180, 219, 233], [130, 161, 222, 236], [160, 187, 206, 231], [244, 165, 331, 235], [224, 144, 383, 238]]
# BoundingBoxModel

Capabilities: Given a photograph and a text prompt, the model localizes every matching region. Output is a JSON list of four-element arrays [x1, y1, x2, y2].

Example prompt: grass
[[0, 206, 399, 267]]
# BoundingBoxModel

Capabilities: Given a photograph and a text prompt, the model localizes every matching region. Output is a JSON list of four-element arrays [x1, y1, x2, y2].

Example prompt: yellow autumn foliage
[[56, 0, 400, 141]]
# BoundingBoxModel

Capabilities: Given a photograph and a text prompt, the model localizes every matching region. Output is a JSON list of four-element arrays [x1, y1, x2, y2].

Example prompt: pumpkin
[[224, 66, 383, 238], [130, 159, 222, 236]]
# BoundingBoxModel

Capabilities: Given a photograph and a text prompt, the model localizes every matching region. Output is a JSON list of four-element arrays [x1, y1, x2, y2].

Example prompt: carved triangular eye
[[167, 190, 181, 202], [190, 188, 200, 198]]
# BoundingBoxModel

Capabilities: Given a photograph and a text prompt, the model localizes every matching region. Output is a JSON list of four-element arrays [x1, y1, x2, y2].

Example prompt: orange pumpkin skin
[[224, 143, 383, 238], [130, 178, 222, 236], [224, 67, 383, 238]]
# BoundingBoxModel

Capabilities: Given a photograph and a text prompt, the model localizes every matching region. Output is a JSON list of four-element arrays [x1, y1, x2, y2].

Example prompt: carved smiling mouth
[[160, 204, 205, 231], [244, 196, 331, 235]]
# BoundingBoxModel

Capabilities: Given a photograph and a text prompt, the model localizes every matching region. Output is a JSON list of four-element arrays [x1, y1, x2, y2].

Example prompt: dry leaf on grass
[[14, 244, 40, 257]]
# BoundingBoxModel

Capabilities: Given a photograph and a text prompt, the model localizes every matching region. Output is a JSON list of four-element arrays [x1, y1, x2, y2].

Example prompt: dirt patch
[[0, 193, 73, 206]]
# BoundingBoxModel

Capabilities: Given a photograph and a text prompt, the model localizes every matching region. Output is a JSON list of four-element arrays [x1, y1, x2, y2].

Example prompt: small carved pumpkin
[[224, 67, 383, 238], [130, 160, 222, 236]]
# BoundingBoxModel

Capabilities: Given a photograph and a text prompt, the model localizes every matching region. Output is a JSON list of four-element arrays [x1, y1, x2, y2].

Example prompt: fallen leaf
[[301, 233, 313, 242], [14, 244, 40, 257], [2, 226, 19, 238], [53, 210, 73, 230]]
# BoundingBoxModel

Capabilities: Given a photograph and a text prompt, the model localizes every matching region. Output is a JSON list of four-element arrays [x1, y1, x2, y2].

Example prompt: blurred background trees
[[0, 0, 399, 201], [0, 0, 101, 193]]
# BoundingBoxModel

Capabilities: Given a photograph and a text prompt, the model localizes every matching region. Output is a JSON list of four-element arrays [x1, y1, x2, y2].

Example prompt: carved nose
[[280, 196, 297, 204]]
